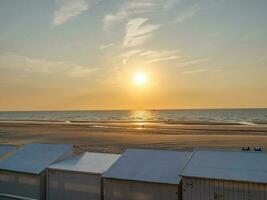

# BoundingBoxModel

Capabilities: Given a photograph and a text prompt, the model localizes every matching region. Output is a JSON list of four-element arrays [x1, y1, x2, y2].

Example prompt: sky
[[0, 0, 267, 111]]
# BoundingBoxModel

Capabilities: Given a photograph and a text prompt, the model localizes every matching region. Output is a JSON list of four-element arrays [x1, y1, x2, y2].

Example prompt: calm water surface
[[0, 109, 267, 125]]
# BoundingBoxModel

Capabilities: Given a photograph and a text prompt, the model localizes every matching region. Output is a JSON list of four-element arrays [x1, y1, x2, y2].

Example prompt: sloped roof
[[103, 149, 192, 185], [0, 145, 16, 159], [0, 143, 73, 174], [49, 152, 120, 174], [182, 149, 267, 184]]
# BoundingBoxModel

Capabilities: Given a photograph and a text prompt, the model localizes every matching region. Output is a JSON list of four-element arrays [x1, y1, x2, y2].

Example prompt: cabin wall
[[47, 169, 101, 200], [103, 178, 180, 200], [40, 171, 47, 200], [183, 177, 267, 200], [0, 171, 40, 200]]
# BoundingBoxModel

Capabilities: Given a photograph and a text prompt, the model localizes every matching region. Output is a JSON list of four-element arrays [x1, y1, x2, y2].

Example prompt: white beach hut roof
[[48, 152, 120, 174], [103, 149, 192, 185], [0, 143, 73, 174], [182, 149, 267, 184]]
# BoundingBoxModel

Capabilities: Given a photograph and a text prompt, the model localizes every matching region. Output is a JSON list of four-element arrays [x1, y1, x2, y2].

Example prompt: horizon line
[[0, 107, 267, 112]]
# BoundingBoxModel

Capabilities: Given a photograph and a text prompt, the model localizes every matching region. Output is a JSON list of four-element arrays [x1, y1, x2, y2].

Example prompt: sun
[[133, 73, 147, 85]]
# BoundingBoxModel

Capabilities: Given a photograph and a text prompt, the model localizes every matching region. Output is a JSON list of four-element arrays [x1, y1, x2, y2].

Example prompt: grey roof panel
[[0, 145, 16, 159], [182, 149, 267, 184], [0, 143, 73, 174], [49, 152, 120, 174], [103, 149, 192, 185]]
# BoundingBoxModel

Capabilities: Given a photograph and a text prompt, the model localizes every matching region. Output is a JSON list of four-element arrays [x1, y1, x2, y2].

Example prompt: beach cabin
[[0, 145, 17, 160], [102, 149, 192, 200], [182, 149, 267, 200], [47, 152, 120, 200], [0, 143, 73, 200]]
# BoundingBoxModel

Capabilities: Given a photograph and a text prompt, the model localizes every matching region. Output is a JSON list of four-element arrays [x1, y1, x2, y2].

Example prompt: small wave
[[239, 121, 257, 126], [91, 125, 109, 128]]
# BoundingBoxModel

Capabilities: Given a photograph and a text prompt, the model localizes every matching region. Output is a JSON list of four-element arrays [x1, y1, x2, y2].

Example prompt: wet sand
[[0, 121, 267, 153]]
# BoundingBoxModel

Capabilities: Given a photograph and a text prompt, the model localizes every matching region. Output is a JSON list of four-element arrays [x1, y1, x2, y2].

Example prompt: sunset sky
[[0, 0, 267, 111]]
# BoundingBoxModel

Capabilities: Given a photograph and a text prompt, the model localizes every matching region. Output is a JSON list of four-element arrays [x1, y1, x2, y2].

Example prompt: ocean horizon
[[0, 108, 267, 125]]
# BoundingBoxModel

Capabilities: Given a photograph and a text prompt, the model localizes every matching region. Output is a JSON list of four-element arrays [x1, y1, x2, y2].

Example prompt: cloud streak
[[121, 49, 143, 64], [183, 68, 208, 74], [175, 3, 206, 23], [183, 68, 221, 75], [103, 0, 163, 30], [177, 58, 209, 67], [121, 49, 181, 65], [99, 43, 115, 50], [163, 0, 181, 11], [124, 18, 160, 47], [53, 0, 89, 26], [140, 50, 181, 64], [0, 53, 97, 78]]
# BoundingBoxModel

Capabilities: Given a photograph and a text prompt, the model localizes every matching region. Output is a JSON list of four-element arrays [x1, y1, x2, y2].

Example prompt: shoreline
[[0, 119, 266, 126]]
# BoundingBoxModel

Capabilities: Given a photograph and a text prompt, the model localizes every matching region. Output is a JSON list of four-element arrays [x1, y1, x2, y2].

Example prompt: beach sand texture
[[0, 121, 267, 154]]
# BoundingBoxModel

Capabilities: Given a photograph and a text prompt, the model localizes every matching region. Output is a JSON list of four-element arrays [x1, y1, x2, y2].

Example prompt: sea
[[0, 109, 267, 125]]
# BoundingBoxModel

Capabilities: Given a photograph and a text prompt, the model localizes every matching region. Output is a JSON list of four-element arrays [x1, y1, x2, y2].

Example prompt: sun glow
[[133, 73, 147, 85]]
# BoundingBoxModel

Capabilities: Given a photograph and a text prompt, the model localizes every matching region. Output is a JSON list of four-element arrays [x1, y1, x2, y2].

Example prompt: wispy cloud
[[121, 49, 181, 65], [163, 0, 181, 11], [99, 43, 115, 50], [53, 0, 89, 26], [67, 65, 97, 77], [177, 58, 209, 67], [183, 68, 221, 75], [140, 50, 181, 64], [104, 0, 210, 31], [121, 49, 144, 64], [174, 3, 206, 23], [183, 68, 208, 74], [0, 53, 97, 78], [103, 0, 163, 30], [124, 18, 160, 47]]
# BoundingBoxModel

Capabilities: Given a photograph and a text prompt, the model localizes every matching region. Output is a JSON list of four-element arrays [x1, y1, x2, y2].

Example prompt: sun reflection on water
[[129, 110, 159, 122]]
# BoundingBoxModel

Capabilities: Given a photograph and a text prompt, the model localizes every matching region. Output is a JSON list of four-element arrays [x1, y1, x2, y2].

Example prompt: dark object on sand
[[254, 147, 262, 151], [242, 146, 250, 151]]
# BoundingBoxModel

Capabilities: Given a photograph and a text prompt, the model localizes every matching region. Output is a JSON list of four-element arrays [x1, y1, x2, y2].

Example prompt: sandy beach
[[0, 121, 267, 153]]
